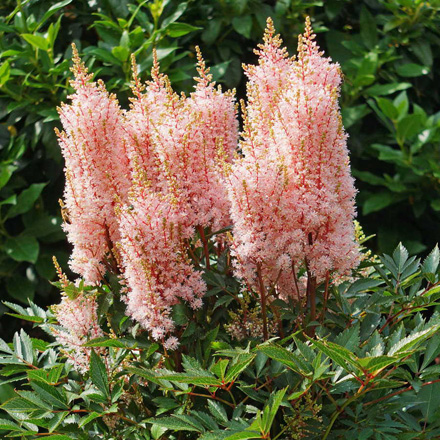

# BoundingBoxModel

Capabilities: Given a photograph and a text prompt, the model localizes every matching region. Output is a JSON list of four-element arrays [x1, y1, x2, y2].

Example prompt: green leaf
[[308, 338, 361, 373], [90, 350, 109, 399], [21, 34, 49, 51], [257, 344, 304, 374], [375, 97, 398, 120], [148, 415, 203, 432], [210, 60, 232, 82], [6, 275, 36, 302], [13, 329, 34, 364], [360, 6, 377, 49], [357, 355, 398, 374], [39, 436, 73, 440], [208, 400, 228, 424], [7, 183, 47, 218], [85, 337, 134, 348], [156, 371, 222, 387], [396, 63, 429, 77], [161, 2, 187, 27], [261, 388, 287, 434], [422, 245, 439, 283], [224, 431, 262, 440], [363, 192, 394, 215], [420, 334, 440, 370], [5, 235, 39, 264], [79, 411, 102, 427], [38, 0, 73, 30], [2, 395, 50, 412], [232, 15, 253, 39], [0, 61, 10, 87], [112, 46, 130, 62], [27, 365, 64, 385], [366, 82, 411, 96], [341, 104, 371, 128], [417, 382, 440, 423], [389, 326, 440, 356], [0, 418, 23, 431], [397, 114, 424, 143], [30, 381, 68, 410], [225, 353, 255, 382], [0, 165, 16, 190], [166, 22, 200, 37]]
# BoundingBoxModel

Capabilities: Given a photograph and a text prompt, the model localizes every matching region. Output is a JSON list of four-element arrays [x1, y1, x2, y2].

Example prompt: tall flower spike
[[149, 48, 238, 231], [118, 187, 206, 342], [227, 18, 359, 299], [124, 52, 166, 192], [56, 44, 131, 283], [52, 292, 103, 373], [275, 17, 359, 281]]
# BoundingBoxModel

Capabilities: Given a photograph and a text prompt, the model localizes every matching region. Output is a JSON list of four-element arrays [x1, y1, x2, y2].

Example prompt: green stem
[[322, 389, 367, 439]]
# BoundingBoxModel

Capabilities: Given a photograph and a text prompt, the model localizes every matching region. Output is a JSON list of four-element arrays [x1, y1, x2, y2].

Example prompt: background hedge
[[1, 0, 440, 334]]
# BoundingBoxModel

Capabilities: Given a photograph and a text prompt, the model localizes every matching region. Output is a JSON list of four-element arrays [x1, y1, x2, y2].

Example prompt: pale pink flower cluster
[[227, 18, 360, 297], [57, 19, 360, 346], [58, 47, 237, 343], [52, 293, 103, 373], [126, 50, 237, 230], [57, 46, 131, 284], [117, 50, 237, 342], [117, 188, 205, 343]]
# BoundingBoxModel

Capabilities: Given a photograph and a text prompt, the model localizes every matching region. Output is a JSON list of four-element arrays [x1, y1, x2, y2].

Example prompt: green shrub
[[1, 243, 440, 438]]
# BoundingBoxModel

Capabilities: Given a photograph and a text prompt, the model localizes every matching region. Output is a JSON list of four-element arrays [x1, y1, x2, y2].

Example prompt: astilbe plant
[[227, 18, 359, 335], [56, 46, 132, 284], [4, 18, 439, 440]]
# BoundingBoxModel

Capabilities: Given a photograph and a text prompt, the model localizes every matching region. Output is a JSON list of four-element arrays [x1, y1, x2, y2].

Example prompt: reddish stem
[[256, 263, 269, 341]]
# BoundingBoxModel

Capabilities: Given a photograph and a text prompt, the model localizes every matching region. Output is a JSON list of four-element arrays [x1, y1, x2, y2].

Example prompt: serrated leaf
[[224, 431, 262, 440], [30, 381, 68, 410], [148, 415, 203, 432], [261, 388, 287, 434], [422, 245, 439, 282], [421, 334, 440, 370], [357, 355, 399, 374], [79, 411, 102, 427], [27, 365, 63, 385], [155, 372, 221, 387], [393, 243, 409, 273], [191, 411, 218, 431], [389, 326, 440, 356], [334, 322, 360, 352], [211, 359, 229, 380], [0, 418, 23, 431], [47, 411, 68, 433], [208, 400, 228, 424], [90, 350, 109, 399], [13, 330, 34, 364], [308, 338, 361, 373], [225, 353, 255, 382], [257, 344, 304, 374], [1, 395, 49, 412]]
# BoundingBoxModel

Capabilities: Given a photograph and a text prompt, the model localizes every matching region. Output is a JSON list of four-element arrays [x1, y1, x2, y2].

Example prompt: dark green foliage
[[1, 244, 440, 438]]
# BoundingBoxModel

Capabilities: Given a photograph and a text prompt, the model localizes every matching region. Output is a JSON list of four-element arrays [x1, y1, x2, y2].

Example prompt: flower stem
[[257, 263, 269, 341], [197, 225, 210, 270]]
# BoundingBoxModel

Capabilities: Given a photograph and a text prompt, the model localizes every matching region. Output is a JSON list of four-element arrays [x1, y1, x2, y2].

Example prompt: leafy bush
[[0, 13, 440, 439], [1, 244, 440, 438]]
